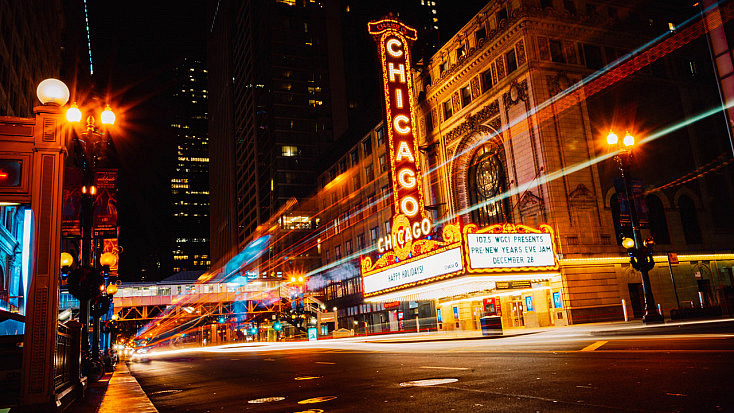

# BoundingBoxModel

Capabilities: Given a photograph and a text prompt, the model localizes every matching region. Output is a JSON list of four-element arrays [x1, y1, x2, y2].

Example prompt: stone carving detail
[[495, 55, 506, 80], [503, 79, 528, 107], [444, 100, 500, 144], [516, 39, 526, 66], [538, 36, 550, 61], [490, 62, 497, 85], [547, 73, 572, 96], [568, 183, 596, 208], [518, 190, 544, 214], [431, 107, 438, 129], [424, 5, 619, 94], [470, 76, 481, 99], [419, 118, 426, 138], [452, 91, 461, 112], [488, 117, 501, 131], [564, 40, 577, 64]]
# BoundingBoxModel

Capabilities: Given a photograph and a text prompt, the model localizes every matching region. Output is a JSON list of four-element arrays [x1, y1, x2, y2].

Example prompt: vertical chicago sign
[[361, 18, 465, 298]]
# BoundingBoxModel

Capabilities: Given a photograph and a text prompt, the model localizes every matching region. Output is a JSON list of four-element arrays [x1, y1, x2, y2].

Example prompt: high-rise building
[[170, 59, 210, 272], [0, 0, 63, 117], [208, 0, 341, 265]]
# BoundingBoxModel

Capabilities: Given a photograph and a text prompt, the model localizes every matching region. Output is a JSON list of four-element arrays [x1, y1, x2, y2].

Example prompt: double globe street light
[[607, 130, 664, 325], [38, 78, 120, 378]]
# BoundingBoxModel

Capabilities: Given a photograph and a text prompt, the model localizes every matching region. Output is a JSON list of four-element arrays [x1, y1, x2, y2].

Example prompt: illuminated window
[[379, 154, 387, 173], [282, 145, 299, 157], [468, 142, 510, 227], [461, 85, 472, 107], [376, 127, 385, 146], [442, 99, 453, 119], [456, 45, 466, 59], [335, 245, 341, 260]]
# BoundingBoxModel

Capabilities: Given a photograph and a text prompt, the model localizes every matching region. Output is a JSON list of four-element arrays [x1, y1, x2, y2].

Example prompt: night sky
[[86, 1, 206, 281], [79, 0, 484, 281]]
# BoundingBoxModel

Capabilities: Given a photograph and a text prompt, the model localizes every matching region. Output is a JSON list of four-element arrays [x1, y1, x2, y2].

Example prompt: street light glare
[[101, 105, 116, 125], [623, 133, 635, 147], [66, 104, 82, 123], [36, 78, 70, 106], [606, 131, 618, 145], [622, 237, 635, 249], [60, 252, 73, 268]]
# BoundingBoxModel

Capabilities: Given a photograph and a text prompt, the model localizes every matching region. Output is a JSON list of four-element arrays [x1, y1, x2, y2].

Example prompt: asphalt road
[[129, 330, 734, 412]]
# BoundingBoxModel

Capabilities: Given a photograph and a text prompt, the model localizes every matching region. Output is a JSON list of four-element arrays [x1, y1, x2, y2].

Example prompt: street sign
[[667, 252, 678, 265]]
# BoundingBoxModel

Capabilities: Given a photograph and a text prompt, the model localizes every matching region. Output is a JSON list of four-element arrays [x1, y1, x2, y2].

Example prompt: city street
[[129, 327, 734, 412]]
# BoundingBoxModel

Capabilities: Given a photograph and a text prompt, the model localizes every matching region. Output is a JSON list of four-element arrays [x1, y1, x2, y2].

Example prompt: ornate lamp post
[[607, 131, 664, 324], [64, 95, 117, 377]]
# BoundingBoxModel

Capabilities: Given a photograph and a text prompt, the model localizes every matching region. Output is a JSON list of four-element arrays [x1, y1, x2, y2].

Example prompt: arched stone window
[[679, 195, 702, 244], [645, 194, 669, 244], [467, 142, 511, 227]]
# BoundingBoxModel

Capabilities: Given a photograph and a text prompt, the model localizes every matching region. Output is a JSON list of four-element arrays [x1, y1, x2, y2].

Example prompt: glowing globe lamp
[[60, 252, 74, 268], [107, 283, 118, 296], [66, 104, 82, 123], [100, 252, 117, 268], [606, 131, 618, 146], [100, 105, 115, 125], [36, 79, 70, 106], [622, 237, 635, 249], [623, 133, 635, 147]]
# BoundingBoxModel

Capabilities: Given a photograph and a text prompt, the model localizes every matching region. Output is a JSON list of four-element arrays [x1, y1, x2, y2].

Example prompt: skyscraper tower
[[170, 59, 210, 272], [208, 0, 340, 264]]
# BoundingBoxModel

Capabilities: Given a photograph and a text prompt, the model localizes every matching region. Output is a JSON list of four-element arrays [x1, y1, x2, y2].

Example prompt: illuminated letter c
[[393, 115, 410, 135], [386, 38, 403, 57]]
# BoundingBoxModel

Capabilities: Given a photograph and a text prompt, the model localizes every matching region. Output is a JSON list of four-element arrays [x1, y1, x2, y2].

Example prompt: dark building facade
[[170, 59, 210, 273], [0, 0, 63, 117], [208, 0, 340, 266]]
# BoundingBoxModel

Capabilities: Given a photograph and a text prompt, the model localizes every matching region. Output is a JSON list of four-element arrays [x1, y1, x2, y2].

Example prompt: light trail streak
[[131, 3, 734, 345]]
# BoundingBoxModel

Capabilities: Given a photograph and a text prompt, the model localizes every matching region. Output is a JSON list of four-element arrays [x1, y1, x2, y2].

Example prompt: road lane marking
[[400, 378, 459, 387], [315, 361, 336, 365], [581, 341, 608, 351], [247, 396, 285, 404], [419, 366, 470, 370], [295, 376, 321, 380], [297, 396, 337, 404]]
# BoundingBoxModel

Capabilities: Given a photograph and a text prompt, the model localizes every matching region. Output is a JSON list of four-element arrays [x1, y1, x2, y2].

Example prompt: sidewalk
[[67, 362, 157, 413]]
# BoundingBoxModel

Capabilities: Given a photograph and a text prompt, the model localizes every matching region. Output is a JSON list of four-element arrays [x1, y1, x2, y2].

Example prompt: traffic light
[[218, 317, 225, 323], [273, 321, 282, 331], [68, 267, 105, 301]]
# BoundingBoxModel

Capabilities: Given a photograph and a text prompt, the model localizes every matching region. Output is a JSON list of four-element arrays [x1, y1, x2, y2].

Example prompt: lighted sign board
[[363, 246, 463, 296], [464, 223, 558, 273], [368, 18, 430, 257]]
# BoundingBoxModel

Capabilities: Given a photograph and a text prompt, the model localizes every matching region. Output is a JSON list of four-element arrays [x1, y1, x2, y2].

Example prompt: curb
[[96, 362, 158, 413]]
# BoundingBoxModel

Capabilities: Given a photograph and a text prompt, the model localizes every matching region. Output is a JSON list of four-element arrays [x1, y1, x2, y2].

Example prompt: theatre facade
[[353, 3, 734, 330]]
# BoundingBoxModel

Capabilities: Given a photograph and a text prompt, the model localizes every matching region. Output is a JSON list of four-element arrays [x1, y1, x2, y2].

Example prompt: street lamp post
[[607, 131, 664, 324], [65, 99, 116, 367]]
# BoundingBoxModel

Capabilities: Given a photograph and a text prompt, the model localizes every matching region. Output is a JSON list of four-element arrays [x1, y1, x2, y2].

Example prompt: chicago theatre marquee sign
[[361, 18, 559, 300]]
